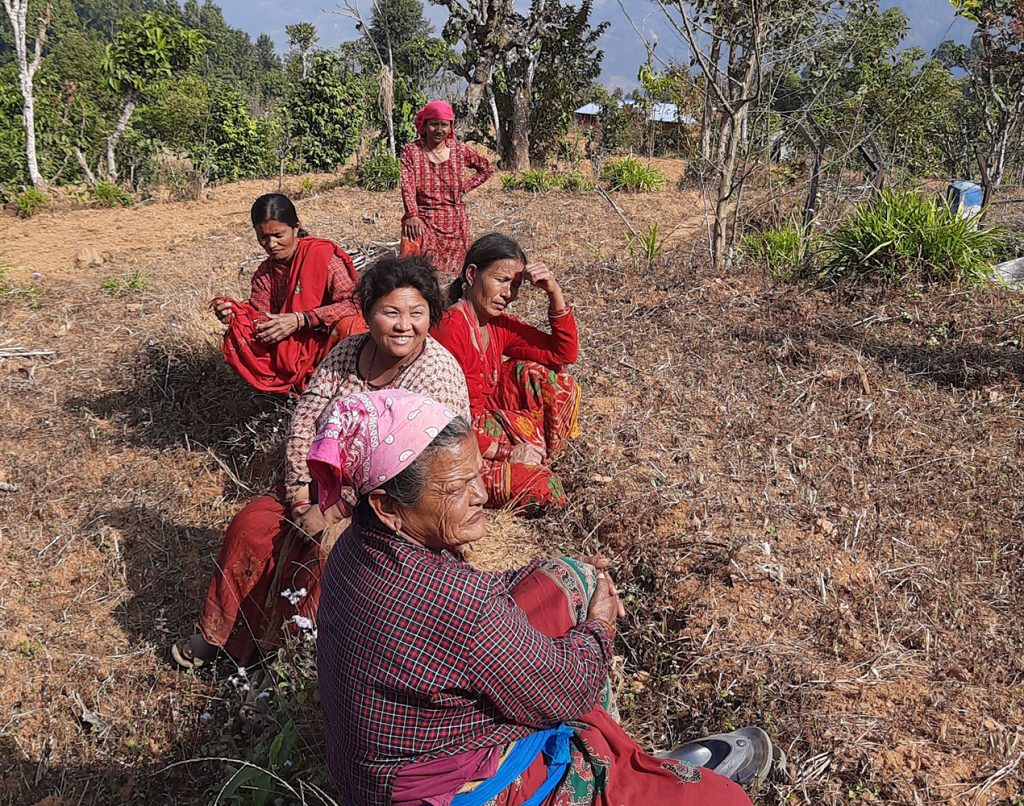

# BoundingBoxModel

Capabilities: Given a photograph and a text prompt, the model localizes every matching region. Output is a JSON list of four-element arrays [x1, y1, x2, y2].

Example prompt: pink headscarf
[[414, 100, 455, 139], [307, 389, 458, 512]]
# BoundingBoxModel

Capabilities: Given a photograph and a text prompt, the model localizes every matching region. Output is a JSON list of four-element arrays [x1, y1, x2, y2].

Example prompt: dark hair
[[353, 417, 473, 521], [448, 233, 527, 303], [250, 193, 309, 237], [358, 253, 445, 327]]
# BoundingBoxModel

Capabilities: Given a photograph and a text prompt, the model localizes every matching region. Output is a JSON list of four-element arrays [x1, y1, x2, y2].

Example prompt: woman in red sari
[[211, 193, 366, 395], [431, 234, 580, 510], [172, 256, 470, 670], [400, 100, 495, 275]]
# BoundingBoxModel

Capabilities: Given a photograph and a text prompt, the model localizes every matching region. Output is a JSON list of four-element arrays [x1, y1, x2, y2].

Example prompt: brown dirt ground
[[1, 171, 1023, 805]]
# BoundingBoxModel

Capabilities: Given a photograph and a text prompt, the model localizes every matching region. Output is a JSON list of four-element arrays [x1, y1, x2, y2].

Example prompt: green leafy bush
[[602, 157, 667, 192], [821, 190, 1002, 286], [742, 223, 817, 280], [558, 169, 595, 192], [91, 180, 133, 208], [14, 188, 47, 218], [356, 150, 400, 191]]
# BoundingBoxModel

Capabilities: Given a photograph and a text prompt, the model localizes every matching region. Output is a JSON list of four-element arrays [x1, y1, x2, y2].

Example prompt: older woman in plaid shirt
[[310, 390, 758, 806]]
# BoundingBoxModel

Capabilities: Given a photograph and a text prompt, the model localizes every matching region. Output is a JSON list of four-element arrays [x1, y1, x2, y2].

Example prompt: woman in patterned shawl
[[400, 100, 495, 275], [431, 234, 580, 510], [172, 255, 469, 669], [310, 389, 759, 806]]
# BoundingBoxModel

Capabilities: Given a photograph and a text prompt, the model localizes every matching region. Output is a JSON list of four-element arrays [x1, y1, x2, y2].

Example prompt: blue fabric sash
[[451, 724, 575, 806]]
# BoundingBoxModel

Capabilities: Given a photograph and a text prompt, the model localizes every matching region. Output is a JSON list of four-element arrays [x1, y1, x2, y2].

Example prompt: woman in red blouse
[[431, 233, 581, 509], [400, 100, 495, 275], [211, 193, 366, 394]]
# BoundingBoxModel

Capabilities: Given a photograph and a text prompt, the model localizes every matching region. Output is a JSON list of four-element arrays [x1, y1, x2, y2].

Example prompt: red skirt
[[198, 491, 323, 664], [477, 361, 581, 510], [497, 563, 751, 806]]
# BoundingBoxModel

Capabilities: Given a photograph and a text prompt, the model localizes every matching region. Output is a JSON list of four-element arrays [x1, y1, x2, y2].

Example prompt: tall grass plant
[[821, 190, 1001, 286]]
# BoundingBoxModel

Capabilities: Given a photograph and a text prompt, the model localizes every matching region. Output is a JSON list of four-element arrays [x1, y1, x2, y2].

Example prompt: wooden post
[[975, 145, 993, 221]]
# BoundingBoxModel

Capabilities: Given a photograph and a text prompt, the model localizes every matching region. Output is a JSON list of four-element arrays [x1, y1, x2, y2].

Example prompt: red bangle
[[548, 305, 571, 319], [290, 499, 311, 510]]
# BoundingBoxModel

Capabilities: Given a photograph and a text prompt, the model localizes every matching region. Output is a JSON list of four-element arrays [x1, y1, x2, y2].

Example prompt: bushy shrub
[[602, 157, 666, 192], [742, 223, 817, 280], [821, 190, 1002, 286], [91, 180, 133, 208], [14, 188, 47, 218], [558, 169, 595, 192], [356, 150, 400, 191]]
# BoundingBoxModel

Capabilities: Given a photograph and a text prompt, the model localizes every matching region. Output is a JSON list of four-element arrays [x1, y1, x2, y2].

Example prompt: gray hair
[[379, 416, 473, 506]]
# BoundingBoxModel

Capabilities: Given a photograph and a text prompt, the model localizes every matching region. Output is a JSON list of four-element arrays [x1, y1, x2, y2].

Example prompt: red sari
[[221, 237, 365, 394], [431, 300, 581, 509], [400, 140, 495, 275]]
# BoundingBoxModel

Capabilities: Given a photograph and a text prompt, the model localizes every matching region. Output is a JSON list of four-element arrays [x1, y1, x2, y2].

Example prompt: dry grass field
[[1, 166, 1022, 805]]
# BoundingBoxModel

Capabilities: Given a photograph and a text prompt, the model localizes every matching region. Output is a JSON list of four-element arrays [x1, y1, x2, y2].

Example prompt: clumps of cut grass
[[602, 157, 667, 192]]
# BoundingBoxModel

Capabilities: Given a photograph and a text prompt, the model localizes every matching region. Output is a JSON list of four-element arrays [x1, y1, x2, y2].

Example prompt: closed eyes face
[[468, 258, 523, 319], [368, 287, 430, 360]]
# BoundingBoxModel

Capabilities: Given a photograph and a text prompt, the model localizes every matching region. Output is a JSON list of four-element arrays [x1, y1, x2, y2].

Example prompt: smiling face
[[425, 118, 452, 147], [254, 219, 300, 262], [393, 434, 488, 550], [466, 258, 524, 321], [367, 286, 430, 360]]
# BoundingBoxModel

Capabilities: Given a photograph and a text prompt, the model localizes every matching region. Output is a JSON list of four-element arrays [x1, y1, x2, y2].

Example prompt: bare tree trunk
[[73, 147, 97, 185], [505, 57, 536, 171], [106, 97, 137, 180], [488, 87, 502, 150], [461, 52, 497, 138], [3, 0, 51, 189], [379, 64, 396, 157]]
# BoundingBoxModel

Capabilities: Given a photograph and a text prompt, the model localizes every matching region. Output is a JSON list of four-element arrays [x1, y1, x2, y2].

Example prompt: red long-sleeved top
[[431, 300, 579, 455]]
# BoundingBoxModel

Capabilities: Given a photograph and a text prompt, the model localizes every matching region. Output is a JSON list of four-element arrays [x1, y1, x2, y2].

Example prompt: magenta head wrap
[[414, 100, 455, 139], [307, 389, 458, 512]]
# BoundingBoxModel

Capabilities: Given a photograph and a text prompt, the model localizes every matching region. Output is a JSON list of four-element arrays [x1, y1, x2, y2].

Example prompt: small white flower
[[280, 587, 308, 606], [290, 615, 314, 631]]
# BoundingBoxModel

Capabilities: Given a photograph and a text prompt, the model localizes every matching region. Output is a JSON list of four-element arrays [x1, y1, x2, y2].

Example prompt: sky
[[230, 0, 975, 91]]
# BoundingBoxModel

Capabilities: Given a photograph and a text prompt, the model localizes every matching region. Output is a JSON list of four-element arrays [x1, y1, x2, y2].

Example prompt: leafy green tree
[[286, 21, 317, 79], [100, 10, 206, 178], [290, 49, 363, 171], [946, 0, 1024, 185], [499, 0, 607, 166]]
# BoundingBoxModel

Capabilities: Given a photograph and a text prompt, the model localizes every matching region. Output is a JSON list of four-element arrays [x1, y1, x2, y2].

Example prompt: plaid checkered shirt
[[317, 518, 613, 806]]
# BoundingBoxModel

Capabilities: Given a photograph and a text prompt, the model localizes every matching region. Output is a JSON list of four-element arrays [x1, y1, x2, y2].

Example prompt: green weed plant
[[356, 151, 400, 191], [602, 157, 667, 192], [821, 190, 1001, 286]]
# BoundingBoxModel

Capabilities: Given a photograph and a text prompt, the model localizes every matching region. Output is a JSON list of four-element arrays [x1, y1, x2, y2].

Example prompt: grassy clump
[[91, 180, 134, 208], [602, 157, 667, 192], [356, 151, 400, 191], [821, 190, 1001, 286], [102, 270, 148, 296], [501, 168, 596, 193], [742, 223, 817, 281], [14, 187, 47, 218]]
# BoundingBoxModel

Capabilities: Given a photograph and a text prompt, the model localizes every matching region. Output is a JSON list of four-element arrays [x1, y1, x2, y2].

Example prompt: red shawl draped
[[221, 237, 357, 394]]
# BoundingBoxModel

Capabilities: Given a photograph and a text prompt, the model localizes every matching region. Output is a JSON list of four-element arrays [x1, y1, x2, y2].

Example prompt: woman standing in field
[[211, 193, 366, 395], [431, 233, 581, 510], [173, 255, 469, 669], [400, 100, 495, 275]]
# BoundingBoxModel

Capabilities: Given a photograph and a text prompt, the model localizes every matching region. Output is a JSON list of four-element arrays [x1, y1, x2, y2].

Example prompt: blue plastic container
[[947, 181, 984, 218]]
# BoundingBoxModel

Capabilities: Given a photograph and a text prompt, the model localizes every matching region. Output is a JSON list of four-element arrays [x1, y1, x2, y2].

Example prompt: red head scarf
[[414, 100, 455, 139]]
